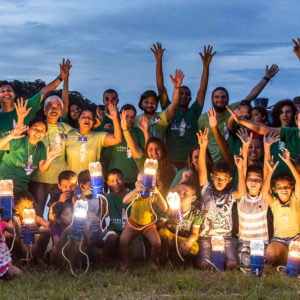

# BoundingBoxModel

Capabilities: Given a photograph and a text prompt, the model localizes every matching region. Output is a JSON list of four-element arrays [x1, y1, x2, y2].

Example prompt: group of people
[[0, 38, 300, 279]]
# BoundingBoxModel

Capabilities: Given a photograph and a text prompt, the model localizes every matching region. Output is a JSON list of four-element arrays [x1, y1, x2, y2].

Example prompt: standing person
[[134, 69, 184, 143], [29, 61, 73, 217], [0, 58, 71, 138], [152, 43, 215, 169], [105, 104, 145, 188], [67, 104, 81, 129], [65, 104, 122, 174], [198, 64, 279, 163]]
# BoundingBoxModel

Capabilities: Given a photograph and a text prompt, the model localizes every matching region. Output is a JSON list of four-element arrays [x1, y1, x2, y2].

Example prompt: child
[[0, 220, 22, 280], [49, 201, 89, 271], [263, 148, 300, 266], [196, 128, 244, 270], [119, 173, 168, 271], [158, 181, 202, 262], [48, 170, 77, 221], [78, 170, 117, 267], [236, 164, 269, 267]]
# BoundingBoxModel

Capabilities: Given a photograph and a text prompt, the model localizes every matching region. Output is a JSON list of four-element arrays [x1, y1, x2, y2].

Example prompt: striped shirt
[[237, 193, 268, 242]]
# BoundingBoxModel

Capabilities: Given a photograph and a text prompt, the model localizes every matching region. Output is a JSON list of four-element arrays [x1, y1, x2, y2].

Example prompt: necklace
[[24, 139, 37, 175]]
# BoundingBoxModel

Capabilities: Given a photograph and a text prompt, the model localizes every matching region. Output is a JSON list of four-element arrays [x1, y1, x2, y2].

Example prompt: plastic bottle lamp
[[211, 236, 225, 271], [286, 241, 300, 277], [250, 240, 265, 277], [0, 179, 14, 220], [89, 162, 104, 198], [21, 208, 36, 245], [140, 159, 158, 197], [70, 199, 88, 240], [167, 192, 183, 223]]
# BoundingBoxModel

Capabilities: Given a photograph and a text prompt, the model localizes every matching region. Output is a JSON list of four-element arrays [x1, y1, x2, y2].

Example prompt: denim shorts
[[197, 236, 239, 263], [269, 234, 300, 247]]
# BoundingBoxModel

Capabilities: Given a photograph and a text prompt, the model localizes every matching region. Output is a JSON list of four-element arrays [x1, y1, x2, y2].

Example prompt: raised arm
[[292, 38, 300, 60], [138, 114, 149, 144], [196, 127, 209, 186], [244, 64, 279, 101], [40, 58, 71, 101], [121, 111, 143, 158], [61, 59, 72, 118], [151, 42, 168, 107], [233, 155, 247, 199], [263, 132, 280, 179], [103, 103, 122, 147], [165, 69, 184, 122], [196, 45, 216, 107], [208, 108, 234, 168], [236, 127, 252, 176], [261, 158, 279, 206], [226, 105, 280, 135], [279, 148, 300, 199], [15, 98, 32, 126]]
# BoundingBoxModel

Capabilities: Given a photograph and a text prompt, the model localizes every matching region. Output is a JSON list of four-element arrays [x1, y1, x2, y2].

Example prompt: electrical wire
[[204, 258, 222, 272], [175, 226, 185, 262], [8, 216, 16, 253], [99, 195, 108, 232]]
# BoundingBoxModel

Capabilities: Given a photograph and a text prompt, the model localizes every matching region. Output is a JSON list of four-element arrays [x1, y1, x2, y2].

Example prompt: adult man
[[152, 42, 215, 169]]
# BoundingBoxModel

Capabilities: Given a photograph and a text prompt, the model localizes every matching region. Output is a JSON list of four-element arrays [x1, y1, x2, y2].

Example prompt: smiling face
[[246, 172, 263, 196], [58, 178, 77, 193], [0, 84, 15, 104], [141, 96, 158, 115], [273, 179, 293, 203], [122, 109, 136, 129], [107, 173, 125, 194], [247, 139, 263, 163], [78, 110, 94, 133], [28, 122, 47, 144], [146, 142, 162, 160], [69, 104, 81, 121], [45, 99, 63, 122], [280, 105, 294, 127], [212, 90, 228, 113]]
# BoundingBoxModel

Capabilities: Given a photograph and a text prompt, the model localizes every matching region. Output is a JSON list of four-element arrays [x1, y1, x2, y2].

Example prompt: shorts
[[90, 229, 117, 248], [125, 217, 157, 234], [269, 234, 300, 247], [159, 228, 199, 255], [197, 236, 239, 264]]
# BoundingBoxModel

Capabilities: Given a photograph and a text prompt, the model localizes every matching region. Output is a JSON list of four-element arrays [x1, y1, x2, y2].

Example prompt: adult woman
[[66, 104, 122, 174], [67, 104, 81, 128]]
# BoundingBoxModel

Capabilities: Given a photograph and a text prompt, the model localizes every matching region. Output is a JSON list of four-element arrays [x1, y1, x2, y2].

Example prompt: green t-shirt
[[164, 98, 203, 163], [0, 137, 46, 191], [135, 110, 168, 142], [169, 168, 188, 190], [33, 122, 73, 184], [66, 129, 108, 174], [94, 111, 113, 132], [197, 101, 241, 163], [104, 127, 145, 185], [0, 93, 41, 138], [107, 191, 131, 232]]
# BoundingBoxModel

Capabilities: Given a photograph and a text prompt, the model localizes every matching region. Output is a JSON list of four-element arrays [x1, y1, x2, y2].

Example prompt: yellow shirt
[[130, 194, 157, 226], [271, 193, 300, 238], [66, 129, 107, 174]]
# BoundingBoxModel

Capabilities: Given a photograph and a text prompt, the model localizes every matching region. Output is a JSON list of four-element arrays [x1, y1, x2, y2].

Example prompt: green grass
[[1, 264, 300, 299]]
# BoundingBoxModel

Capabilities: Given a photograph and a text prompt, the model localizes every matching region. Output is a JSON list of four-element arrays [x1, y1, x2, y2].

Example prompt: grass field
[[1, 263, 300, 299]]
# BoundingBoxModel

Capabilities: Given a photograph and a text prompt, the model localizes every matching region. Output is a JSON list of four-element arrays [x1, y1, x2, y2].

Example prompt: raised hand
[[265, 64, 279, 79], [278, 148, 291, 164], [237, 128, 252, 147], [196, 127, 209, 147], [226, 105, 239, 123], [292, 38, 300, 60], [199, 45, 216, 67], [151, 42, 165, 61], [105, 103, 118, 120], [14, 98, 32, 121], [10, 124, 28, 139], [263, 131, 280, 147], [234, 155, 244, 170], [208, 108, 217, 128], [267, 156, 279, 173], [93, 107, 103, 129], [120, 110, 128, 131], [170, 69, 184, 88], [59, 58, 72, 80], [138, 114, 148, 133], [47, 144, 62, 160]]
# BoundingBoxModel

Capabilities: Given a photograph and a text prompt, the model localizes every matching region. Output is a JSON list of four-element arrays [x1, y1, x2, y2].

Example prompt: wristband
[[263, 76, 270, 82], [123, 129, 128, 132], [174, 87, 180, 89], [57, 75, 63, 81]]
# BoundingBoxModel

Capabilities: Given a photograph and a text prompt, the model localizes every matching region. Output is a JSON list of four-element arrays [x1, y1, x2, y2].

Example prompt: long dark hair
[[271, 99, 297, 127]]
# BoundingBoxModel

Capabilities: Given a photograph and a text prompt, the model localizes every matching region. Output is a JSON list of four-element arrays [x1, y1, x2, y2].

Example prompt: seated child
[[48, 170, 77, 221], [0, 220, 22, 280], [196, 128, 245, 270], [236, 164, 269, 267], [49, 201, 89, 271], [78, 170, 117, 267], [158, 180, 202, 262], [262, 148, 300, 266], [119, 172, 168, 272]]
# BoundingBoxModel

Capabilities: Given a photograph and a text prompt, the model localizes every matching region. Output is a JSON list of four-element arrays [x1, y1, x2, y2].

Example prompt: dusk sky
[[1, 0, 300, 112]]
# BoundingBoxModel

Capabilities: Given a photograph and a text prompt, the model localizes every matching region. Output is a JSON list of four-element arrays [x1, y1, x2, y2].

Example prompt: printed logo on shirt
[[151, 116, 161, 125], [16, 162, 37, 171]]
